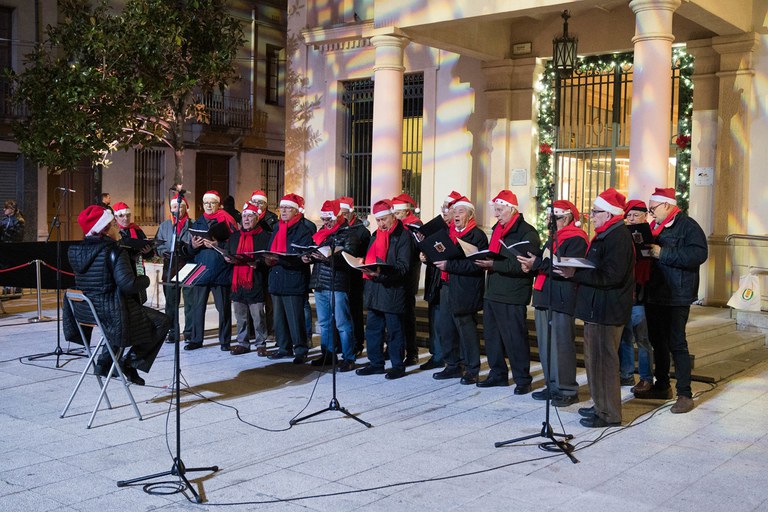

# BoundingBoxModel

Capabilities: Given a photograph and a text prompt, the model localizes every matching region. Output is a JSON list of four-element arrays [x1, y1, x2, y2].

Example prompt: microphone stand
[[290, 230, 371, 428], [494, 182, 577, 463], [117, 189, 218, 503], [29, 187, 85, 367]]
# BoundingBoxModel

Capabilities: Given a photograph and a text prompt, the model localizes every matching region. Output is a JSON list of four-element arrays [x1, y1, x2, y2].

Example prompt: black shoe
[[432, 367, 463, 380], [267, 351, 293, 360], [356, 365, 386, 376], [385, 367, 406, 380], [578, 406, 596, 418], [419, 358, 445, 371], [404, 354, 419, 366], [292, 355, 306, 364], [93, 362, 111, 378], [338, 361, 356, 373], [119, 364, 145, 386], [476, 375, 509, 388], [620, 376, 635, 386], [220, 343, 231, 351], [552, 395, 578, 407], [183, 342, 203, 351], [633, 384, 673, 400], [580, 416, 620, 428], [531, 389, 550, 401], [513, 384, 532, 395], [460, 372, 478, 385]]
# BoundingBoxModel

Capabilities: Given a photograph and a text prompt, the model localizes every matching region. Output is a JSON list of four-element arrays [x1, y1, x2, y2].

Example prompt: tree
[[11, 0, 244, 187]]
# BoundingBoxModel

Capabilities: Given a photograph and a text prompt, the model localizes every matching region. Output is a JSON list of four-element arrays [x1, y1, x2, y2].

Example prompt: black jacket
[[226, 228, 271, 303], [531, 230, 588, 315], [309, 221, 362, 293], [183, 216, 234, 287], [442, 226, 488, 315], [363, 221, 412, 314], [572, 220, 635, 326], [63, 238, 159, 347], [0, 214, 24, 242], [267, 217, 315, 296], [645, 212, 708, 306], [484, 215, 541, 305]]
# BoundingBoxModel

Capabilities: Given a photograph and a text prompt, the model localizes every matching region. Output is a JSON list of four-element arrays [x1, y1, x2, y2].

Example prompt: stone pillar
[[370, 32, 409, 204], [627, 0, 681, 200]]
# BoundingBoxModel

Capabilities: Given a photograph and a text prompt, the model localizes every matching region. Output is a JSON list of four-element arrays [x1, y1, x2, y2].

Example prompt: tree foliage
[[10, 0, 244, 186]]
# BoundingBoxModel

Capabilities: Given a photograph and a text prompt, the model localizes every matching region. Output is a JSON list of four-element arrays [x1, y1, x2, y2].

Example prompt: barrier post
[[28, 259, 54, 323]]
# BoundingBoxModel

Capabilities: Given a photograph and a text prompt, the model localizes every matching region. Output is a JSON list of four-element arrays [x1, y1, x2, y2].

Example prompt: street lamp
[[553, 10, 578, 74]]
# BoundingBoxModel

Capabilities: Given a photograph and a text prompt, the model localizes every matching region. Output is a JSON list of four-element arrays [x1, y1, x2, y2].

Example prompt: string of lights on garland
[[534, 49, 694, 235]]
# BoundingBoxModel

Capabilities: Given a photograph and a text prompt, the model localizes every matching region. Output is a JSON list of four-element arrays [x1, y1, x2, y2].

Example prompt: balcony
[[0, 78, 27, 120], [195, 93, 257, 131]]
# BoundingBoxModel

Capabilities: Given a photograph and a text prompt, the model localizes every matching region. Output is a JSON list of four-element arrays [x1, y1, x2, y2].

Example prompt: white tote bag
[[727, 273, 762, 311]]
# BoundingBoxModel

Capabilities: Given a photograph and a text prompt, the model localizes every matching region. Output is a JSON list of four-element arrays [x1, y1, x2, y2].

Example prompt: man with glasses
[[633, 187, 708, 414], [555, 188, 634, 427]]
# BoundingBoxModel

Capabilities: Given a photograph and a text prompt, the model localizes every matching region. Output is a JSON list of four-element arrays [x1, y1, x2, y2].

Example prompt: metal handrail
[[724, 234, 768, 243]]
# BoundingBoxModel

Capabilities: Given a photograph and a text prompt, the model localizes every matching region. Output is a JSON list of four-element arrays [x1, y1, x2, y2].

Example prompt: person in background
[[391, 192, 422, 366], [223, 195, 242, 226], [338, 196, 370, 356], [0, 199, 25, 243], [97, 192, 113, 213]]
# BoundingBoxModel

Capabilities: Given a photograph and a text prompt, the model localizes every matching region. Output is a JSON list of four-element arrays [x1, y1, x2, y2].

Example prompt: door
[[194, 153, 230, 217]]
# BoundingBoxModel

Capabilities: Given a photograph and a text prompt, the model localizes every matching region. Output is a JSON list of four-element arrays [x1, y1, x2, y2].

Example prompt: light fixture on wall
[[552, 10, 578, 75]]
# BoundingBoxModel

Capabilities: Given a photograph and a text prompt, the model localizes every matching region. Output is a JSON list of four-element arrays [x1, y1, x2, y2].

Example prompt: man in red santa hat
[[337, 196, 370, 356], [391, 192, 421, 366]]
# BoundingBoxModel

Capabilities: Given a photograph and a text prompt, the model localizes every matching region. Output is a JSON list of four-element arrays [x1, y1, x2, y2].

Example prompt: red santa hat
[[593, 187, 627, 216], [319, 199, 341, 219], [489, 190, 518, 209], [453, 196, 475, 211], [241, 202, 260, 216], [649, 187, 677, 206], [171, 194, 188, 208], [112, 202, 130, 216], [78, 205, 114, 237], [624, 199, 648, 214], [392, 193, 420, 213], [553, 199, 581, 227], [372, 199, 394, 218], [279, 193, 302, 210], [337, 196, 354, 211], [250, 189, 267, 203], [202, 190, 221, 203], [444, 190, 463, 206]]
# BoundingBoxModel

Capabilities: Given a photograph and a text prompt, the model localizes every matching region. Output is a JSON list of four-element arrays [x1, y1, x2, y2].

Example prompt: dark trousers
[[534, 308, 578, 397], [646, 303, 692, 398], [404, 293, 418, 358], [483, 299, 532, 385], [583, 322, 623, 424], [189, 285, 232, 346], [99, 307, 169, 373], [272, 294, 308, 357], [163, 283, 194, 340], [365, 308, 405, 370], [349, 276, 365, 350], [439, 286, 481, 375]]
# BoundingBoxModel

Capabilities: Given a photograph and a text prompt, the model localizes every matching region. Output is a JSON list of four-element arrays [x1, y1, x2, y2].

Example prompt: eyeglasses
[[202, 202, 219, 206], [648, 204, 661, 214], [590, 209, 608, 216]]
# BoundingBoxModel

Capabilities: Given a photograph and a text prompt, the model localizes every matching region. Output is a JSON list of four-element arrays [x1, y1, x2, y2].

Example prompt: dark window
[[266, 45, 285, 106], [134, 148, 165, 225], [260, 158, 284, 211]]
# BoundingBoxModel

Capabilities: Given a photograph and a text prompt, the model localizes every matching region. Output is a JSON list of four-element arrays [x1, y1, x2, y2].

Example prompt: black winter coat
[[645, 212, 708, 306], [63, 238, 158, 348], [442, 226, 488, 315], [183, 216, 233, 287], [531, 232, 588, 315], [309, 221, 362, 293], [484, 215, 541, 305], [363, 221, 412, 314], [572, 220, 635, 326], [226, 228, 271, 303], [267, 218, 315, 296]]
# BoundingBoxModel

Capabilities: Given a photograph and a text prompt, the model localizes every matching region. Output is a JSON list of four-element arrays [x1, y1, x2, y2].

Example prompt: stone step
[[689, 330, 766, 368], [691, 347, 768, 383]]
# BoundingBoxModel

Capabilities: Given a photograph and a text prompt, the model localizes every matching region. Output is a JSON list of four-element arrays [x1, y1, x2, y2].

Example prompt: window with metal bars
[[260, 158, 284, 211], [341, 73, 423, 216], [133, 148, 165, 225]]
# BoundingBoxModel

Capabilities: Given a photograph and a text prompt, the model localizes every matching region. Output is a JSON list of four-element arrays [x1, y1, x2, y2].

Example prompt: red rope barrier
[[41, 261, 75, 277], [0, 261, 33, 273]]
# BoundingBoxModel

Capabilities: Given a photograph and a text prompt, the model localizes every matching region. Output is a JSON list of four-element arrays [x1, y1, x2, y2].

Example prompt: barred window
[[260, 158, 284, 211], [134, 148, 165, 225], [266, 45, 285, 106]]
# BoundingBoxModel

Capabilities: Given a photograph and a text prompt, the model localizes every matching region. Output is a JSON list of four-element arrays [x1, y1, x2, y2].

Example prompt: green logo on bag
[[742, 288, 754, 300]]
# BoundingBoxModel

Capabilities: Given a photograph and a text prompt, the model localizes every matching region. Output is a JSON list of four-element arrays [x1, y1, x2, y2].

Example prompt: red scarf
[[270, 213, 303, 252], [203, 209, 238, 232], [174, 215, 189, 236], [534, 224, 588, 291], [488, 213, 520, 253], [400, 213, 422, 230], [442, 219, 477, 281], [313, 218, 345, 245], [363, 220, 398, 280], [122, 223, 142, 238], [232, 228, 260, 290], [650, 206, 681, 237]]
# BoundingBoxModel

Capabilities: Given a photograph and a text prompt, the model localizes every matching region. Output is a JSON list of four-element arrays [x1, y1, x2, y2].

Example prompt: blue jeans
[[314, 290, 355, 362], [619, 304, 653, 382]]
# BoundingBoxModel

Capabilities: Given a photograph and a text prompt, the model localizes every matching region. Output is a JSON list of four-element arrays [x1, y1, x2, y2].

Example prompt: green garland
[[535, 49, 694, 235]]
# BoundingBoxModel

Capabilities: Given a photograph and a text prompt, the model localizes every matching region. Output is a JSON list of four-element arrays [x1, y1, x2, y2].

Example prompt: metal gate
[[341, 74, 423, 215]]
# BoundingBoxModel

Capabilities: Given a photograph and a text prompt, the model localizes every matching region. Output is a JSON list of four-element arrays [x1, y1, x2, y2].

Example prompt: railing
[[194, 93, 252, 130], [725, 234, 768, 313], [0, 78, 28, 119]]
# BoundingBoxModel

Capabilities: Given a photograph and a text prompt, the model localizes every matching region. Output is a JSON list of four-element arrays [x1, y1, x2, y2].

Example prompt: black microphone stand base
[[116, 457, 219, 504], [290, 396, 372, 428], [494, 418, 579, 464]]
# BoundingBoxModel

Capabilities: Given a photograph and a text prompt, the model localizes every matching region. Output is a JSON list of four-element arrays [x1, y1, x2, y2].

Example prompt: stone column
[[370, 32, 409, 204], [627, 0, 681, 200]]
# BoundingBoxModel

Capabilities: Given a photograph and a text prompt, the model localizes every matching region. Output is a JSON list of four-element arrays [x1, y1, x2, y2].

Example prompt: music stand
[[28, 187, 85, 367], [290, 232, 371, 428], [117, 190, 218, 503], [494, 182, 578, 464]]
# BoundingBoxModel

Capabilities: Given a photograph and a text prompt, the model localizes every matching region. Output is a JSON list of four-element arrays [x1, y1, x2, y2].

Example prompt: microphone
[[171, 187, 189, 195], [56, 187, 76, 193]]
